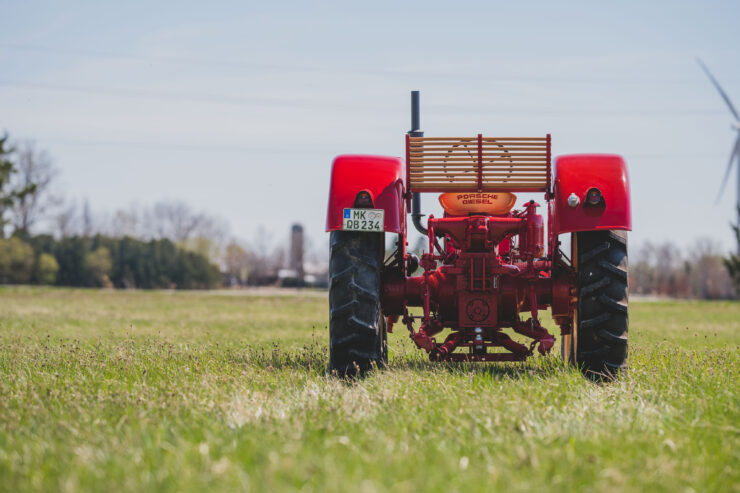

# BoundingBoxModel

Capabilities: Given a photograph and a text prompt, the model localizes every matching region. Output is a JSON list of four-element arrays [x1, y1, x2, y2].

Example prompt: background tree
[[686, 238, 733, 299], [85, 246, 113, 287], [223, 240, 252, 285], [81, 199, 94, 236], [0, 134, 36, 238], [33, 253, 59, 285], [0, 237, 35, 283], [10, 140, 58, 236], [53, 198, 79, 238], [630, 238, 735, 299], [145, 200, 206, 241], [110, 207, 141, 238], [725, 206, 740, 294]]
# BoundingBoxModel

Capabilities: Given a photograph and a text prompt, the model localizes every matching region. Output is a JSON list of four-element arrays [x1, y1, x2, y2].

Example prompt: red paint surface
[[326, 154, 405, 233], [553, 154, 631, 234]]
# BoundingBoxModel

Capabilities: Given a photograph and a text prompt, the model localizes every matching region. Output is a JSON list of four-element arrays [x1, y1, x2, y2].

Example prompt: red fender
[[552, 154, 631, 235], [326, 154, 405, 233]]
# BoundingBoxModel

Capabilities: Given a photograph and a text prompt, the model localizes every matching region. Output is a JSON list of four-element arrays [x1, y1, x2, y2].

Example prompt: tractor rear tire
[[329, 231, 387, 376], [566, 230, 628, 380]]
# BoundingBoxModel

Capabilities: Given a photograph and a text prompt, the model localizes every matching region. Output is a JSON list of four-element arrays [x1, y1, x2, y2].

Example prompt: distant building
[[277, 223, 329, 288], [290, 224, 304, 281]]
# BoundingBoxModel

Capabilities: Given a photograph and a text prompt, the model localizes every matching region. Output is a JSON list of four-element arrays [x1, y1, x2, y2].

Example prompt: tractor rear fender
[[552, 154, 631, 235], [326, 154, 405, 233]]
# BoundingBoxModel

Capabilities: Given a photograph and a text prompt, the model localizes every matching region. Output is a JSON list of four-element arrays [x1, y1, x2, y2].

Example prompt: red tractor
[[326, 92, 630, 379]]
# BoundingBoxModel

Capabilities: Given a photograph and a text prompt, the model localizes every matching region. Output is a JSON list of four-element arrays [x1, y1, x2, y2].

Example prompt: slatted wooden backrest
[[406, 134, 551, 193]]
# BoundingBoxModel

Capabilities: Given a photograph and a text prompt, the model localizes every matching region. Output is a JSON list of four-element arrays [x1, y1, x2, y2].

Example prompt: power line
[[627, 153, 726, 159], [2, 42, 739, 85], [0, 79, 727, 116], [30, 136, 729, 159], [0, 80, 314, 108], [37, 137, 333, 154], [0, 43, 318, 74]]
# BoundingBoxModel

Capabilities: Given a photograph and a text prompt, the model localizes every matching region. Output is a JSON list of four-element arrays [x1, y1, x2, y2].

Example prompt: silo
[[290, 223, 304, 282]]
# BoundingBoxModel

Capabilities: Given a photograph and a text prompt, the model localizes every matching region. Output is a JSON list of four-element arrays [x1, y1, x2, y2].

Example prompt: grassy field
[[0, 286, 737, 492]]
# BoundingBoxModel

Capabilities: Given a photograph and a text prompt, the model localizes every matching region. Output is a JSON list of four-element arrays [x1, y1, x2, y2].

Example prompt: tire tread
[[574, 230, 629, 380], [329, 231, 387, 375]]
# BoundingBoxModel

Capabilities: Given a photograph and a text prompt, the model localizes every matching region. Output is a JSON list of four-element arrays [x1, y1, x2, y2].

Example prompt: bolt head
[[567, 193, 580, 208]]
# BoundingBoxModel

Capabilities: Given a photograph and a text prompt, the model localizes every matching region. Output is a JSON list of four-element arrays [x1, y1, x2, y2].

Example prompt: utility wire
[[0, 80, 313, 108], [39, 137, 333, 154], [0, 42, 332, 74], [33, 136, 727, 159], [0, 79, 726, 116], [2, 42, 739, 85]]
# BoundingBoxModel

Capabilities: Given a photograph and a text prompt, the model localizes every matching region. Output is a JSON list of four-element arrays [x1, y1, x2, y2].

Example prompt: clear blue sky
[[2, 0, 739, 254]]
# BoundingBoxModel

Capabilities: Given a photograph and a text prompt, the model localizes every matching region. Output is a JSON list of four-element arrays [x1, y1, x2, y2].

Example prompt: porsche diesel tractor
[[326, 92, 630, 379]]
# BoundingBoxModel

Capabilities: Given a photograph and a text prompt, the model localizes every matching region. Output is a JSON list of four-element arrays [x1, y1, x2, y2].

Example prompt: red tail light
[[586, 188, 604, 206], [354, 191, 374, 208]]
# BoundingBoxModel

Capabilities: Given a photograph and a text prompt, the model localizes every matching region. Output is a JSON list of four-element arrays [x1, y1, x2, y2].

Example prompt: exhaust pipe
[[408, 90, 427, 235]]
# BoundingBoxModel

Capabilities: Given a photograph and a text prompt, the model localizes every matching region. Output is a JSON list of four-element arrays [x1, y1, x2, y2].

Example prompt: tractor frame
[[326, 92, 631, 378]]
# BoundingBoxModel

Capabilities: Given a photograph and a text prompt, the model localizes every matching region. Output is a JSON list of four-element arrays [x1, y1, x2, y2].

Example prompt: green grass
[[0, 286, 737, 492]]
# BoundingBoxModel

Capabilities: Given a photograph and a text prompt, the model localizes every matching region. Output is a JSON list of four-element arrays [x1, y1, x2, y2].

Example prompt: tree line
[[1, 234, 220, 289], [1, 131, 738, 295], [630, 236, 738, 299], [0, 133, 306, 289], [0, 135, 223, 288]]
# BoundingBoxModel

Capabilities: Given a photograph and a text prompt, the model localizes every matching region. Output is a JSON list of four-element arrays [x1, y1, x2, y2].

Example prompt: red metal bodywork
[[326, 154, 405, 233], [552, 154, 632, 235]]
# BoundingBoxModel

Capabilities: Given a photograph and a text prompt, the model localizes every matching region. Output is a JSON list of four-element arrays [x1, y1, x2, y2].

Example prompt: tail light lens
[[586, 188, 604, 206], [354, 191, 374, 208]]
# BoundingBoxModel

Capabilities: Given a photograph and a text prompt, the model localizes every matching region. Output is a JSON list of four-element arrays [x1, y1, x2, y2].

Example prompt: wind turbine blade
[[716, 133, 740, 204], [697, 58, 740, 121]]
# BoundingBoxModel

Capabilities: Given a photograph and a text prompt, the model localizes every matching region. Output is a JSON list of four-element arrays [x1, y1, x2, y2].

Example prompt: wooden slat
[[410, 163, 547, 167], [409, 148, 547, 158], [411, 171, 546, 176], [410, 148, 546, 152], [481, 184, 545, 188], [413, 179, 544, 184], [412, 175, 478, 180], [409, 139, 547, 147], [410, 143, 547, 146], [411, 178, 478, 183], [410, 142, 547, 146], [482, 173, 547, 177], [411, 176, 545, 185], [410, 149, 547, 153], [410, 137, 546, 141], [410, 168, 547, 176], [408, 155, 479, 159], [410, 166, 547, 171], [409, 146, 546, 151], [409, 152, 547, 161], [481, 139, 547, 142], [410, 163, 547, 166], [481, 147, 547, 151], [410, 164, 547, 168]]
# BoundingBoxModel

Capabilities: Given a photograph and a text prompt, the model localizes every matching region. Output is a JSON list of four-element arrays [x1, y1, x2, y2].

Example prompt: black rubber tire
[[573, 230, 628, 380], [329, 231, 387, 375]]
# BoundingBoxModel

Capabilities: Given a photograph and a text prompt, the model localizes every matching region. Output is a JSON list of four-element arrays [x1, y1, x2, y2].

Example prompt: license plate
[[342, 208, 384, 232]]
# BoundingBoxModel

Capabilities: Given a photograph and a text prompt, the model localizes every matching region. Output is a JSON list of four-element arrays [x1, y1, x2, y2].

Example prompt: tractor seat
[[438, 192, 517, 216]]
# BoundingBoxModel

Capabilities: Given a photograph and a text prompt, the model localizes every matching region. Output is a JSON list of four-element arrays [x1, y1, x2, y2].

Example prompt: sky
[[1, 0, 739, 257]]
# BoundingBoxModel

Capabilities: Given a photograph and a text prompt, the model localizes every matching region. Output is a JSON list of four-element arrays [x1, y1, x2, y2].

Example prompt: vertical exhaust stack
[[408, 90, 428, 235]]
